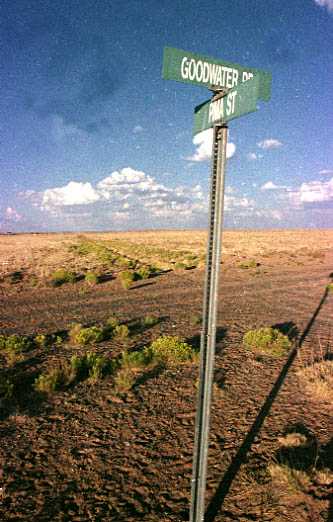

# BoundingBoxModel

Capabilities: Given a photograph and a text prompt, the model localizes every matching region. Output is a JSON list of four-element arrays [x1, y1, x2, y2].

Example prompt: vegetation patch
[[296, 359, 333, 405], [142, 315, 160, 327], [35, 352, 114, 394], [0, 375, 14, 401], [84, 271, 99, 285], [50, 269, 76, 286], [113, 324, 130, 339], [119, 270, 136, 290], [145, 335, 196, 365], [69, 324, 106, 345], [243, 327, 292, 357], [239, 259, 259, 269]]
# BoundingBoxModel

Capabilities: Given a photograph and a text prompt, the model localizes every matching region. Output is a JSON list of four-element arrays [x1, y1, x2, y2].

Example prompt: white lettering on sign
[[180, 56, 251, 89], [226, 90, 237, 116], [208, 91, 238, 124]]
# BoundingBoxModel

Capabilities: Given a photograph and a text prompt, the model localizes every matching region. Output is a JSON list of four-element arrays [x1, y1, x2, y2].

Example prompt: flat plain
[[0, 229, 332, 521]]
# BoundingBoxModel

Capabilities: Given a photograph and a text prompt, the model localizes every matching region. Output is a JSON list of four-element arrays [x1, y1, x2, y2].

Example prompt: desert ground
[[0, 229, 332, 521]]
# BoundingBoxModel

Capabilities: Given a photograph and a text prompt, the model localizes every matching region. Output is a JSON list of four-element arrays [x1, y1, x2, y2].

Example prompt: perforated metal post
[[190, 123, 228, 522]]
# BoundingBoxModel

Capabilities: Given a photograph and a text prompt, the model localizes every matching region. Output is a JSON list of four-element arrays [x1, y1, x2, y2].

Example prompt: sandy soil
[[0, 230, 332, 521]]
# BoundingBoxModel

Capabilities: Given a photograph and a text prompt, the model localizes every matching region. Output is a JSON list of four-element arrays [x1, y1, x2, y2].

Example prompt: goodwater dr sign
[[162, 46, 272, 101]]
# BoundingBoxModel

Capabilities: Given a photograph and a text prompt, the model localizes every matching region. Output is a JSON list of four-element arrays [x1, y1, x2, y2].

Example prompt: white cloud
[[247, 152, 258, 161], [290, 177, 333, 205], [261, 181, 288, 190], [319, 169, 333, 175], [133, 125, 144, 134], [35, 168, 207, 224], [5, 207, 22, 222], [42, 181, 100, 210], [257, 138, 283, 149], [186, 129, 236, 162], [314, 0, 333, 12]]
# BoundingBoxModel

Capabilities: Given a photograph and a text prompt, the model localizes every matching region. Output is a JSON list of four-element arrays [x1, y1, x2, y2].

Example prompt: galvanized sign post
[[190, 121, 228, 522], [162, 47, 271, 522]]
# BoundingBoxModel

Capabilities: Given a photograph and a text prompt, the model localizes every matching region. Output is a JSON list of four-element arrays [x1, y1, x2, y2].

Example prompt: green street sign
[[162, 46, 271, 102], [193, 76, 260, 135]]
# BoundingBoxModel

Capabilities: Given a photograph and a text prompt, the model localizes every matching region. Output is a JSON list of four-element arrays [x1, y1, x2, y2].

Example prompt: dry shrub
[[296, 360, 333, 405]]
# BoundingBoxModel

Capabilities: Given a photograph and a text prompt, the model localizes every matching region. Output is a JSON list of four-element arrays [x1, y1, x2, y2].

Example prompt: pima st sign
[[162, 46, 271, 102], [193, 76, 260, 135]]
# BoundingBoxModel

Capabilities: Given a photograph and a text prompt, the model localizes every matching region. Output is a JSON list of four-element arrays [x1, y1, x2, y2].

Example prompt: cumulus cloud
[[290, 177, 333, 205], [314, 0, 333, 12], [261, 181, 288, 190], [319, 169, 333, 175], [29, 168, 207, 225], [42, 181, 100, 210], [133, 125, 144, 134], [247, 152, 258, 161], [186, 129, 236, 162], [5, 207, 22, 222], [257, 138, 283, 149]]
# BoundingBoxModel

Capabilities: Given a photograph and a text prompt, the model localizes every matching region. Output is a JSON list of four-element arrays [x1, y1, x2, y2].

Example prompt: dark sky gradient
[[1, 0, 332, 231]]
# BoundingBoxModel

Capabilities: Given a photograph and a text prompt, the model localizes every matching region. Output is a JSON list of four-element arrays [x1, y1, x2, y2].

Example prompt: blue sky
[[1, 0, 333, 232]]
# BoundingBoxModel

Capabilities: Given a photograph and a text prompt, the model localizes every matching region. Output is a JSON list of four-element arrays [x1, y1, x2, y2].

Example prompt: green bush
[[190, 315, 202, 325], [142, 315, 160, 327], [70, 352, 111, 382], [106, 316, 120, 329], [51, 269, 76, 286], [327, 283, 333, 293], [113, 324, 130, 339], [84, 272, 99, 285], [0, 334, 33, 353], [144, 335, 195, 365], [119, 270, 136, 289], [239, 259, 258, 269], [0, 376, 14, 400], [243, 327, 292, 356], [34, 364, 73, 394], [120, 350, 149, 369], [174, 262, 188, 271], [69, 324, 105, 345], [136, 266, 151, 280], [34, 334, 49, 348]]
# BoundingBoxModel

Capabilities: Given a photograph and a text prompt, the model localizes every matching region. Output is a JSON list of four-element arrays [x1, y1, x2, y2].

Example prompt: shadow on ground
[[205, 285, 330, 521]]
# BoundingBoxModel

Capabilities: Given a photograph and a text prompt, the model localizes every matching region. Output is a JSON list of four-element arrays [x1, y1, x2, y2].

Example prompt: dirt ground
[[0, 229, 332, 521]]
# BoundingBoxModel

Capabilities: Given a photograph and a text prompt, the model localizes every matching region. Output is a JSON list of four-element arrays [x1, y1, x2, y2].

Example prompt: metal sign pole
[[190, 123, 228, 522]]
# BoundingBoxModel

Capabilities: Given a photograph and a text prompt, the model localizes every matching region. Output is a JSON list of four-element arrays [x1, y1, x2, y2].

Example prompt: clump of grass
[[35, 352, 113, 394], [239, 259, 259, 269], [34, 334, 49, 348], [84, 271, 99, 285], [34, 364, 73, 394], [69, 323, 105, 345], [278, 433, 309, 448], [113, 324, 130, 339], [326, 283, 333, 293], [0, 334, 33, 365], [296, 360, 333, 405], [136, 266, 151, 280], [243, 327, 292, 357], [268, 463, 311, 493], [105, 316, 120, 329], [174, 262, 188, 271], [114, 367, 136, 393], [0, 375, 14, 400], [0, 334, 33, 353], [120, 350, 150, 369], [119, 270, 136, 290], [50, 269, 76, 287], [190, 314, 202, 325], [142, 315, 160, 327], [144, 335, 195, 365], [70, 352, 111, 382]]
